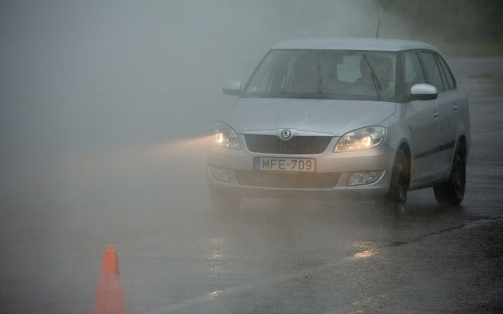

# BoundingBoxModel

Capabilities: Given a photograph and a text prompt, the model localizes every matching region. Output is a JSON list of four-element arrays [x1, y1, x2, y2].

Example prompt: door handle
[[432, 109, 439, 118], [452, 104, 459, 113]]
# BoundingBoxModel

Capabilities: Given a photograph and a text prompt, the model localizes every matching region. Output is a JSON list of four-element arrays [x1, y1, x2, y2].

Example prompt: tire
[[433, 145, 466, 205], [209, 187, 241, 212], [377, 149, 409, 216]]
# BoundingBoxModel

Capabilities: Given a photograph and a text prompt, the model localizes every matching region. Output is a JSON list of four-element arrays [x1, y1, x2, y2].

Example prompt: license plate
[[253, 157, 316, 172]]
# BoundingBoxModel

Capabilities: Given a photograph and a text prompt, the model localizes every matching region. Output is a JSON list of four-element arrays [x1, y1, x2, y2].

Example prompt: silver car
[[206, 38, 470, 215]]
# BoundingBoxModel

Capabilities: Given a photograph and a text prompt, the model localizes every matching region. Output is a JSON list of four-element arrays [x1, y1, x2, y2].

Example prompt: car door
[[435, 53, 461, 173], [402, 51, 440, 183], [419, 51, 457, 176]]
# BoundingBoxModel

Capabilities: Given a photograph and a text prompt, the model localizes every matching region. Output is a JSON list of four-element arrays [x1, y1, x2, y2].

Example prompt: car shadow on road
[[209, 195, 470, 232]]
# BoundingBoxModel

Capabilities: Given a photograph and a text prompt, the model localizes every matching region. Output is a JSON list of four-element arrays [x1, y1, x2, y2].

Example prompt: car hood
[[226, 98, 396, 136]]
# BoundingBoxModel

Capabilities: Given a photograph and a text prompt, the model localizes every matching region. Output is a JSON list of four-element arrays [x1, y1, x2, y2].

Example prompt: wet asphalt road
[[0, 58, 502, 313]]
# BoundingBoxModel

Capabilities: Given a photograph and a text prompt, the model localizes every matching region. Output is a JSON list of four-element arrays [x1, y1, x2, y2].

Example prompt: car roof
[[271, 38, 440, 52]]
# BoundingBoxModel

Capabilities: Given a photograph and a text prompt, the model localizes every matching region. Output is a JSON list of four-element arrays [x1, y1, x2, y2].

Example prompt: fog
[[1, 0, 404, 202], [2, 2, 502, 313]]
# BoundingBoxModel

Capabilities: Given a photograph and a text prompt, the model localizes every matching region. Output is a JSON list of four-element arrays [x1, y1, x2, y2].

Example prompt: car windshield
[[243, 49, 397, 101]]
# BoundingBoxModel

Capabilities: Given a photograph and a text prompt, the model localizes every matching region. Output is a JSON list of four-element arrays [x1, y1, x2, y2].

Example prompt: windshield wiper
[[362, 53, 383, 101]]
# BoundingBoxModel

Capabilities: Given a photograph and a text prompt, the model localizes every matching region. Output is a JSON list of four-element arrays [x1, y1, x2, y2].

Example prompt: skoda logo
[[280, 128, 293, 141]]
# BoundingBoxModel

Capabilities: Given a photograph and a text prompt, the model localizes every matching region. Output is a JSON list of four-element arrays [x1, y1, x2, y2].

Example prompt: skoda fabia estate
[[207, 38, 470, 214]]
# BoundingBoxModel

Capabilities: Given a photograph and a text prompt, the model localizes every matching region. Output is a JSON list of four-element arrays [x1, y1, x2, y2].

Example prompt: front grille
[[234, 170, 340, 189], [244, 135, 332, 154]]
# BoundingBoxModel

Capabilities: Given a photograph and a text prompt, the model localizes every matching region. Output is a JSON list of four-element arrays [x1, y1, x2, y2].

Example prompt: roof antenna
[[375, 17, 381, 38]]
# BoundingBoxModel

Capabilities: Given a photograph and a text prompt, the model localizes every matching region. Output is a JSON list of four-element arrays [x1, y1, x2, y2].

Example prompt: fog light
[[348, 171, 384, 186], [209, 166, 230, 182]]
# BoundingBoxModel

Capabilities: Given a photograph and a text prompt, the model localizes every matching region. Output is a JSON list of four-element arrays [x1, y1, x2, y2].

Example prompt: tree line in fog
[[378, 0, 502, 42]]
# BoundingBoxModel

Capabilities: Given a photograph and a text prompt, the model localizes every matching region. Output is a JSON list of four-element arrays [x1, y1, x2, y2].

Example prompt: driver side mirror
[[222, 80, 242, 96], [409, 83, 438, 101]]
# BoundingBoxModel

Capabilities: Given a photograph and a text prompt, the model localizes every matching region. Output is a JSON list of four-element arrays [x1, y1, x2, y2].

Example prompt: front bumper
[[206, 137, 396, 199]]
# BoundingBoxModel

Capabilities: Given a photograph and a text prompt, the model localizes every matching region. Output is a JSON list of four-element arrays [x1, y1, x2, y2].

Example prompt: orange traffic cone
[[93, 245, 126, 314]]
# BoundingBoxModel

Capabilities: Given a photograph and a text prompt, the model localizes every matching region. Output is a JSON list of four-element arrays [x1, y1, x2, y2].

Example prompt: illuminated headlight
[[334, 126, 386, 152], [213, 122, 241, 149], [348, 171, 384, 186]]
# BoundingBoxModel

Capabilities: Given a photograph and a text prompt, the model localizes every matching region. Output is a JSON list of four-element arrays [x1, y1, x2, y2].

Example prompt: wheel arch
[[456, 135, 468, 157], [398, 141, 411, 168], [394, 141, 412, 186]]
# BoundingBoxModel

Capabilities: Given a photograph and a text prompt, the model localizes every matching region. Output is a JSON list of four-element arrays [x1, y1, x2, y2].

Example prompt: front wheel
[[377, 149, 410, 216], [433, 146, 466, 205]]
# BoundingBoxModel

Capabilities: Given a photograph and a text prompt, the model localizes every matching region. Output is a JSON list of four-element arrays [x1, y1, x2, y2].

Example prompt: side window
[[420, 51, 445, 93], [404, 51, 426, 87], [436, 54, 456, 91]]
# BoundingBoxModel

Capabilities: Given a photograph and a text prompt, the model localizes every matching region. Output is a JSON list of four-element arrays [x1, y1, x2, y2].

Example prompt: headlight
[[334, 126, 386, 152], [213, 122, 241, 149]]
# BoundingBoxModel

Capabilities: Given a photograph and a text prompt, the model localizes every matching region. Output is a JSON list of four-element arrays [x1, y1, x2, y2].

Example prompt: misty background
[[0, 0, 500, 203], [1, 2, 502, 313]]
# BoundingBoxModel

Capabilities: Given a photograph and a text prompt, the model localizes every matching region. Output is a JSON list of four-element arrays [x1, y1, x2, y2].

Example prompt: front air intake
[[244, 135, 332, 154]]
